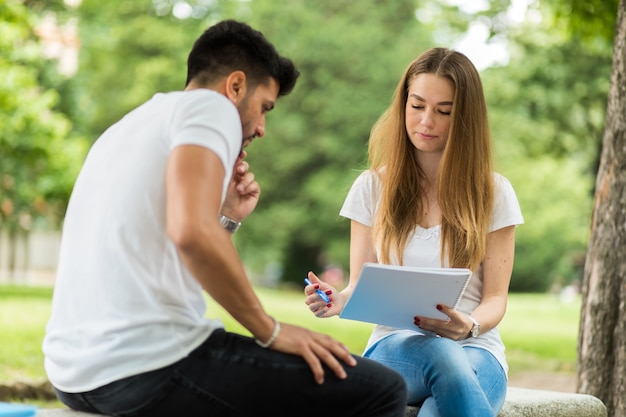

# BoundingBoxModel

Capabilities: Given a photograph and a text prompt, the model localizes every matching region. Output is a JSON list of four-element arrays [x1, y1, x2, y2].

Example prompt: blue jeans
[[54, 329, 407, 417], [364, 333, 507, 417]]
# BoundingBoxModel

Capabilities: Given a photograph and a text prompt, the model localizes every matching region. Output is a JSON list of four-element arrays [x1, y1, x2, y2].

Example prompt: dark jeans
[[54, 329, 407, 417]]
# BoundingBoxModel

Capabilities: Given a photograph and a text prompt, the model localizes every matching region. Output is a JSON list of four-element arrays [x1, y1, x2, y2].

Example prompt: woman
[[305, 48, 523, 417]]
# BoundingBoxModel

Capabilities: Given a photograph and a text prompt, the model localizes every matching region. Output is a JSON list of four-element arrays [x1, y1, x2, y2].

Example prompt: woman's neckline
[[416, 224, 440, 231]]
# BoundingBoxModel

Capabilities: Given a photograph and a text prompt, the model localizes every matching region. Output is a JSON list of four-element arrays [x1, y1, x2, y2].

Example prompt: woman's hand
[[304, 271, 344, 318], [413, 304, 474, 341]]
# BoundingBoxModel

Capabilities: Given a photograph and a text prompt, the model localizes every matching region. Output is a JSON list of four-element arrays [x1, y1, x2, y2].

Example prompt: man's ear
[[225, 71, 247, 105]]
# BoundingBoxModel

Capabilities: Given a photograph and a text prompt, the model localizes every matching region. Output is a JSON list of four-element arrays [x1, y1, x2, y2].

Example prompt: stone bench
[[35, 387, 607, 417], [405, 387, 607, 417]]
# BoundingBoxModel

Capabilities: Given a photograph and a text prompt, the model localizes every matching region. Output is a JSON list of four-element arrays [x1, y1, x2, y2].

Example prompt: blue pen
[[304, 278, 331, 303]]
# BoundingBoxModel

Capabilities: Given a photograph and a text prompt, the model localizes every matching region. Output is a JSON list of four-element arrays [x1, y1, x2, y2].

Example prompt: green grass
[[206, 286, 377, 353], [0, 285, 580, 385], [0, 286, 55, 382], [500, 293, 580, 373]]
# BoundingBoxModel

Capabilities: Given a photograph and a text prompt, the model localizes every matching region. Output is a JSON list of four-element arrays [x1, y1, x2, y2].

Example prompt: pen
[[304, 278, 331, 303]]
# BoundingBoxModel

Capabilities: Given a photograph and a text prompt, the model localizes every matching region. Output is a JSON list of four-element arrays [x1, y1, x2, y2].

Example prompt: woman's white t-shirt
[[43, 89, 242, 392], [339, 170, 524, 374]]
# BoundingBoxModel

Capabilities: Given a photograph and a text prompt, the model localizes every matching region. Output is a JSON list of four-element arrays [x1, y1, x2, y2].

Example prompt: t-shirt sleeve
[[169, 90, 242, 176], [490, 173, 524, 232], [339, 170, 380, 227]]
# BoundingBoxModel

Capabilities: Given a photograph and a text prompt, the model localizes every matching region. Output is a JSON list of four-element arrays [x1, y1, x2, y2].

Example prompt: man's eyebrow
[[409, 93, 453, 106]]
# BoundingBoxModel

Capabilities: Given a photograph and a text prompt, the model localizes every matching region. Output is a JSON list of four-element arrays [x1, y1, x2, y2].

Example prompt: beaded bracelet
[[255, 317, 281, 348]]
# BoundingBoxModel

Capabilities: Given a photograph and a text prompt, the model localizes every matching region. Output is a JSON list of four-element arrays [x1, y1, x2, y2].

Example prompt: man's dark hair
[[186, 20, 299, 97]]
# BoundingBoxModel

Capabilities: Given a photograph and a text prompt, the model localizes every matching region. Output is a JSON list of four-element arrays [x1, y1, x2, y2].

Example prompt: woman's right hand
[[304, 271, 344, 318]]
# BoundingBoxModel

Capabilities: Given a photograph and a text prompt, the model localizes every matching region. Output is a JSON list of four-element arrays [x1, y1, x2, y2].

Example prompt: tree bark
[[577, 1, 626, 415]]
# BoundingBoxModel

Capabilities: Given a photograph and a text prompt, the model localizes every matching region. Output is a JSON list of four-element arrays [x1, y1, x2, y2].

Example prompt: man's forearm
[[174, 221, 274, 342]]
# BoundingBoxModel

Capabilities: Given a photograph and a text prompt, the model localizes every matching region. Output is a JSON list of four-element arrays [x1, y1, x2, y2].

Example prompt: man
[[43, 20, 407, 417]]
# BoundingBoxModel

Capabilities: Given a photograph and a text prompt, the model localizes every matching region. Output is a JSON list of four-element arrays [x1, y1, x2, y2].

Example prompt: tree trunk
[[22, 229, 30, 284], [7, 227, 17, 283], [577, 1, 626, 416]]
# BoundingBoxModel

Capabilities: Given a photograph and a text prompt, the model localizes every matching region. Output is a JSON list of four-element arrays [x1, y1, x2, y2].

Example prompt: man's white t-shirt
[[339, 170, 524, 374], [43, 89, 242, 392]]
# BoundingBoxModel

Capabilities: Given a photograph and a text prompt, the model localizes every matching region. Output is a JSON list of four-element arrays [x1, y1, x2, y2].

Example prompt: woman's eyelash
[[410, 105, 451, 115]]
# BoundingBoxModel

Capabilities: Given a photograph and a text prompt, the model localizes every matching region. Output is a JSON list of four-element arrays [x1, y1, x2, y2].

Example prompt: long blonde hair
[[369, 48, 494, 270]]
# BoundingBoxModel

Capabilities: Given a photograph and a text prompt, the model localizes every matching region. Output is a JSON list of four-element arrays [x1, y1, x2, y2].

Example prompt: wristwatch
[[219, 214, 241, 233], [468, 315, 480, 338]]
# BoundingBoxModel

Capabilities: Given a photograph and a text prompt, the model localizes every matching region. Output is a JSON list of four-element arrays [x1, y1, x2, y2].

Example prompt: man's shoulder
[[149, 89, 228, 106], [170, 89, 237, 118]]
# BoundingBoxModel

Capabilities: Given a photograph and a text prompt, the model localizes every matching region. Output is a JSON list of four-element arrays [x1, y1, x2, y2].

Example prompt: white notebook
[[339, 263, 472, 330]]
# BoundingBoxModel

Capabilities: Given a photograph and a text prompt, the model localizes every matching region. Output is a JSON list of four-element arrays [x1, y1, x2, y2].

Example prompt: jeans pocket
[[120, 371, 234, 417]]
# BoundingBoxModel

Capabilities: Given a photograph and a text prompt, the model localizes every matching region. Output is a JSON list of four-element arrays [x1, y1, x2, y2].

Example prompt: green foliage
[[233, 0, 431, 282], [504, 157, 592, 291], [549, 0, 620, 44], [0, 0, 86, 241], [73, 0, 249, 138], [482, 18, 611, 291], [487, 29, 610, 161], [74, 0, 205, 137], [14, 0, 614, 292]]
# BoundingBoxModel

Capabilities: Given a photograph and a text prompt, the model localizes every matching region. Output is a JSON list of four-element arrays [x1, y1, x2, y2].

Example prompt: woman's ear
[[224, 71, 247, 105]]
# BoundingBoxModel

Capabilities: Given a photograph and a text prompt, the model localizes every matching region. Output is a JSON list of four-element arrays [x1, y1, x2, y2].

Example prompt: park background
[[0, 0, 618, 403]]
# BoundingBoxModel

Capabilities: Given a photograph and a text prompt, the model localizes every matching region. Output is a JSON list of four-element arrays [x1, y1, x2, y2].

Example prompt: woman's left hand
[[414, 304, 473, 341]]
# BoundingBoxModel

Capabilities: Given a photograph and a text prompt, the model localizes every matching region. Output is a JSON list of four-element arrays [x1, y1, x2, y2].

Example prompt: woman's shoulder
[[492, 171, 510, 184], [490, 172, 524, 227], [343, 169, 382, 207], [492, 172, 517, 194], [352, 168, 381, 187]]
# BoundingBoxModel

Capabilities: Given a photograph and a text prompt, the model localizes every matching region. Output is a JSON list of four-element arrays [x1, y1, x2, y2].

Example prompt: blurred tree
[[551, 0, 619, 43], [71, 0, 461, 286], [68, 0, 612, 295], [482, 17, 612, 291], [0, 0, 86, 281], [236, 0, 433, 284], [74, 0, 218, 139]]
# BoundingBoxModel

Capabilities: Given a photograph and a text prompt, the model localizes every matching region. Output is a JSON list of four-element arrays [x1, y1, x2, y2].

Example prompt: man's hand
[[270, 322, 357, 385], [221, 151, 260, 221]]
